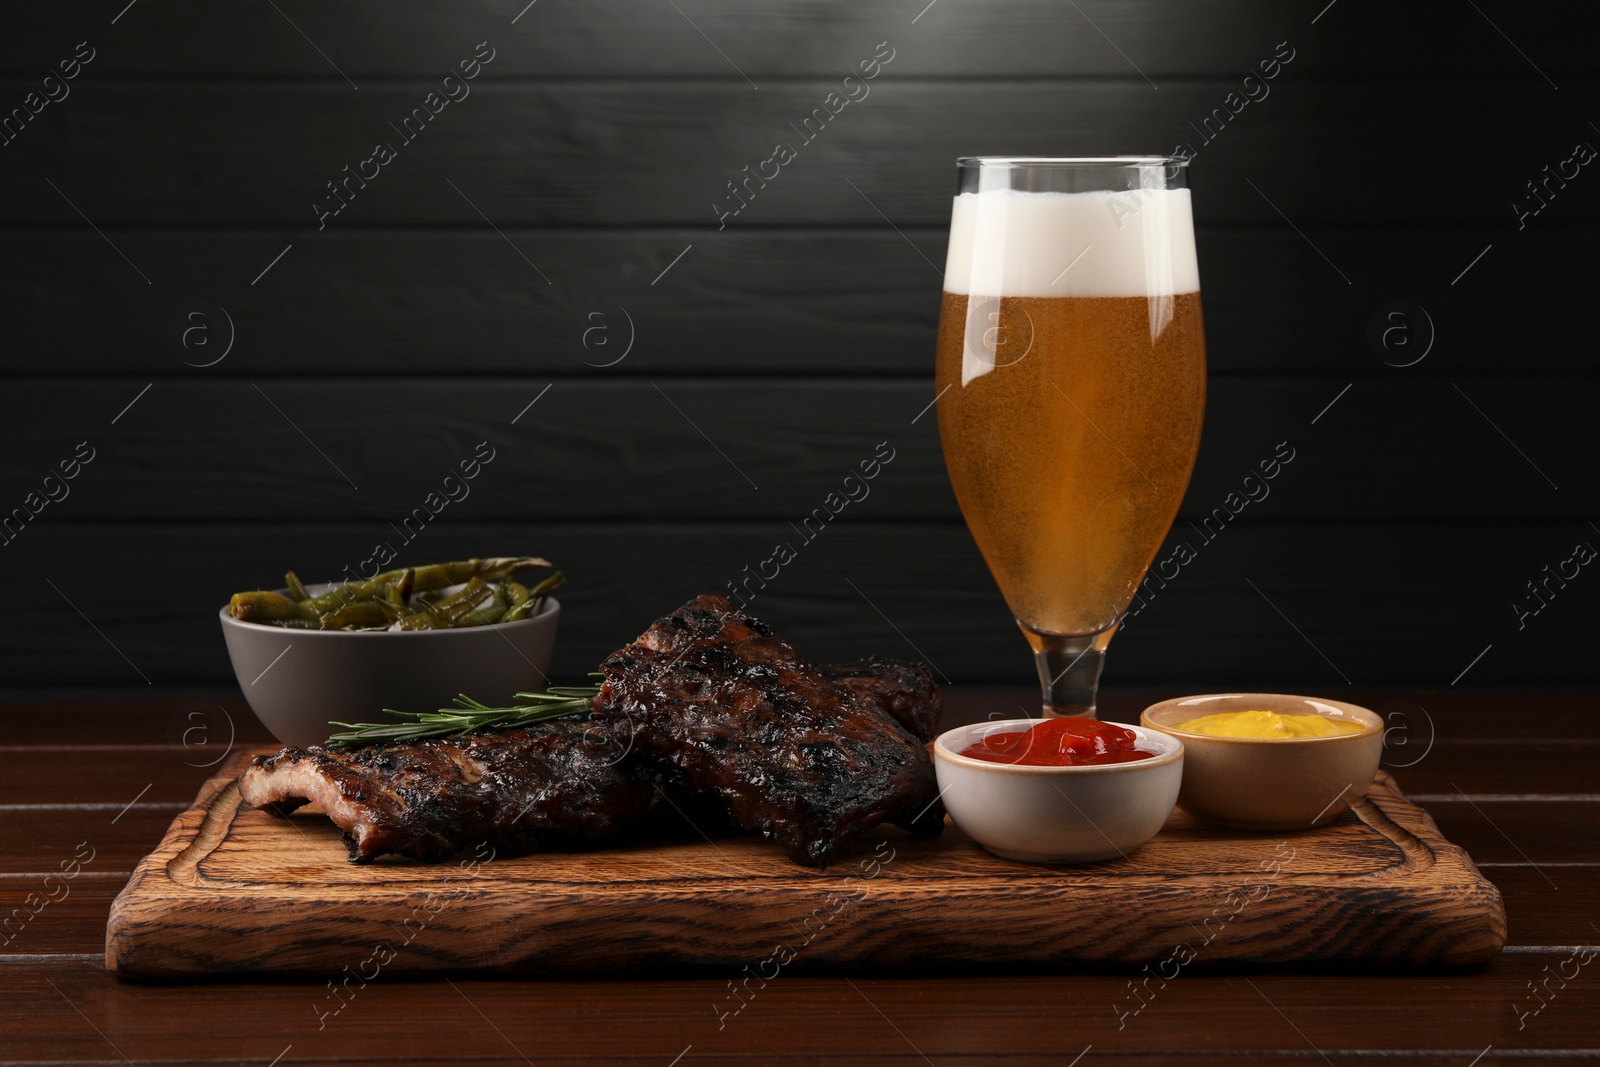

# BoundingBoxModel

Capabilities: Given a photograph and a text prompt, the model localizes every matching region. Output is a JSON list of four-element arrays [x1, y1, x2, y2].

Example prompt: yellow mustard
[[1173, 709, 1364, 738]]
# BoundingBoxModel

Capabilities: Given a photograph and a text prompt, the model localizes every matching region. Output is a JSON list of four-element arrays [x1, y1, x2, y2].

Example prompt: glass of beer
[[935, 157, 1206, 719]]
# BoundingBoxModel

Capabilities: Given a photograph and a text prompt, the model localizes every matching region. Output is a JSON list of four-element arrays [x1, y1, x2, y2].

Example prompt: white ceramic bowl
[[220, 585, 560, 749], [1140, 693, 1383, 831], [932, 718, 1184, 864]]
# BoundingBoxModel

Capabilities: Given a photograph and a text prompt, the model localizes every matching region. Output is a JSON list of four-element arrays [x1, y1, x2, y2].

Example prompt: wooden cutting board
[[105, 751, 1506, 976]]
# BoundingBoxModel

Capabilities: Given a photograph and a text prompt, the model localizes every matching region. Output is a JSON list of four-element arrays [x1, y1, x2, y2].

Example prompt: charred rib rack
[[239, 596, 944, 867]]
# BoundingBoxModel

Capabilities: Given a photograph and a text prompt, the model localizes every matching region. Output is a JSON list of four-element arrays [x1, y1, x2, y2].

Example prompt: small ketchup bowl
[[932, 718, 1184, 865], [1140, 693, 1383, 831]]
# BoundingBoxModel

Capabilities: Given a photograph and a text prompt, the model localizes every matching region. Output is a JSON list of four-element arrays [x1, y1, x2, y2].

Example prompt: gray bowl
[[220, 589, 561, 748]]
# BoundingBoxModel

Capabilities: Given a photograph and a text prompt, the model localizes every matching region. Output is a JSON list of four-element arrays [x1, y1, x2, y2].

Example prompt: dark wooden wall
[[1, 1, 1595, 696]]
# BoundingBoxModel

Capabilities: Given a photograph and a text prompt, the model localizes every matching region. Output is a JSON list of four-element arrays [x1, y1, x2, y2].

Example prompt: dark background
[[0, 0, 1594, 699]]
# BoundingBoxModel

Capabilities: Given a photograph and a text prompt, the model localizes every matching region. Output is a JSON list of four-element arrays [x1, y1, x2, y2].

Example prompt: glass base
[[1020, 622, 1118, 719]]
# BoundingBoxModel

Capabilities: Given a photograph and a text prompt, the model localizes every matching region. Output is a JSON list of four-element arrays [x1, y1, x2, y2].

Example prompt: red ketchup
[[958, 717, 1157, 767]]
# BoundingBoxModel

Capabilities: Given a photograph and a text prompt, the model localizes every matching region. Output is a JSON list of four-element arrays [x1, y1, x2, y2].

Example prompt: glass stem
[[1022, 624, 1118, 719]]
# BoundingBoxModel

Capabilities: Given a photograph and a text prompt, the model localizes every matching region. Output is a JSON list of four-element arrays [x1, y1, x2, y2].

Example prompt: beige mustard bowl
[[1140, 693, 1383, 831]]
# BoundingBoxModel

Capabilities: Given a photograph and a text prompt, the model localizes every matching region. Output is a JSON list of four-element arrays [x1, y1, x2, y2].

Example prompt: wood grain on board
[[104, 753, 1505, 975]]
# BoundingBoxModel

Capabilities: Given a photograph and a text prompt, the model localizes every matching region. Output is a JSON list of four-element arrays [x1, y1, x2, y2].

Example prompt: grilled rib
[[237, 602, 946, 867], [237, 717, 658, 863], [593, 595, 945, 867], [822, 659, 942, 744]]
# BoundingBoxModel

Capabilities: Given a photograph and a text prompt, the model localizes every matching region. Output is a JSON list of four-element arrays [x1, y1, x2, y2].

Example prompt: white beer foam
[[943, 189, 1200, 298]]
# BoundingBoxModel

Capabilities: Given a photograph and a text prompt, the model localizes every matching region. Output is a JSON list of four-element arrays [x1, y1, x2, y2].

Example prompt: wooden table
[[4, 692, 1596, 1065]]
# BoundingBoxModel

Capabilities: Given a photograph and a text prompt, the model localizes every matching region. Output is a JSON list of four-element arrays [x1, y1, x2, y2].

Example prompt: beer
[[936, 186, 1206, 639]]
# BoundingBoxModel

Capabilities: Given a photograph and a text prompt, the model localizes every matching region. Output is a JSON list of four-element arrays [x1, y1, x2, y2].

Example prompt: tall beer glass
[[935, 157, 1206, 719]]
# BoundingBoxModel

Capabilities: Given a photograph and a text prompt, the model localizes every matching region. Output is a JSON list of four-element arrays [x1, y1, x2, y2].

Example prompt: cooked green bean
[[386, 568, 415, 605], [228, 590, 320, 623], [528, 571, 566, 599], [410, 557, 551, 594], [459, 578, 511, 626], [386, 605, 441, 631], [302, 568, 413, 615], [457, 603, 509, 627], [524, 571, 568, 620], [302, 557, 542, 614], [501, 579, 530, 620], [505, 570, 565, 622], [430, 576, 494, 625], [318, 601, 389, 630], [495, 579, 511, 609], [384, 578, 491, 631], [228, 557, 559, 630]]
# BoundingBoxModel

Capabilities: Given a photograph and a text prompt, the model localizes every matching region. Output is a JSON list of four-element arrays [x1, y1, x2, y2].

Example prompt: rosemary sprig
[[326, 679, 602, 748]]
